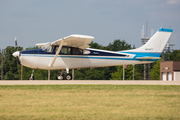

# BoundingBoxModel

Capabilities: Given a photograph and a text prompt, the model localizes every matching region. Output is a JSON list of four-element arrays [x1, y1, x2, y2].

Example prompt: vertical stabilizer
[[126, 28, 173, 53]]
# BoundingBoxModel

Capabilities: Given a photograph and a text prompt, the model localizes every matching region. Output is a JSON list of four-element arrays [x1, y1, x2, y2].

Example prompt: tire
[[28, 75, 34, 80], [64, 73, 72, 80], [56, 74, 64, 80]]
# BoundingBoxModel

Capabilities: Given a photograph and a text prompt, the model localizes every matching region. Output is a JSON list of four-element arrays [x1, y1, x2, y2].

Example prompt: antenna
[[146, 22, 148, 37], [143, 25, 144, 38]]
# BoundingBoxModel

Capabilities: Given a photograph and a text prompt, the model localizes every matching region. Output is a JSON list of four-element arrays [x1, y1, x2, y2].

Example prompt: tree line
[[0, 40, 180, 80]]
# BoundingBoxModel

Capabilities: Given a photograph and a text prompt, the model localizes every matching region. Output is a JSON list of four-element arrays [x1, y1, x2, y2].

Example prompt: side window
[[72, 48, 83, 55], [60, 46, 71, 55], [55, 46, 59, 52], [67, 48, 71, 54], [83, 50, 91, 55]]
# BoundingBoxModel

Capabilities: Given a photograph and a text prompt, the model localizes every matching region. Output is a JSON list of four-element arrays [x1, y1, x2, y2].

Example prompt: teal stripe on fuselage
[[119, 52, 161, 57], [21, 54, 159, 62]]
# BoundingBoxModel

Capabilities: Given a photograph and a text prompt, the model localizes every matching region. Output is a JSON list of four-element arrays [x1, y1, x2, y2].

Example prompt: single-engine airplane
[[13, 27, 173, 80]]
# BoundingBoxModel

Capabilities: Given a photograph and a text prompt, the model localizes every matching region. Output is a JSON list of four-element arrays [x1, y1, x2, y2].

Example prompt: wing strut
[[49, 41, 63, 67]]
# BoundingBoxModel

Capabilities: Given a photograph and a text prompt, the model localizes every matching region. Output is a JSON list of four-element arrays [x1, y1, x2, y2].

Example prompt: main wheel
[[64, 73, 72, 80], [28, 75, 34, 80], [56, 74, 64, 80]]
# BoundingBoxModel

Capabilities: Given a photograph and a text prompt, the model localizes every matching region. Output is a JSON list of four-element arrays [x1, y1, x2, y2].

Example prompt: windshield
[[46, 46, 53, 52], [41, 43, 53, 53]]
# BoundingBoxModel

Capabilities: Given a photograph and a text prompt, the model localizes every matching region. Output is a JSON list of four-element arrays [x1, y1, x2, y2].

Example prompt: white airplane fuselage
[[18, 47, 158, 70]]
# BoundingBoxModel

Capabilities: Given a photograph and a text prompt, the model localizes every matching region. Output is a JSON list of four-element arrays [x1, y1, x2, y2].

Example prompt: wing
[[44, 34, 94, 67], [51, 34, 94, 49], [36, 42, 50, 47]]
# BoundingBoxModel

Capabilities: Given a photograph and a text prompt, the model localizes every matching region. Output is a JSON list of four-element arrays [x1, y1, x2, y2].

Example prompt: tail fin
[[126, 28, 173, 53]]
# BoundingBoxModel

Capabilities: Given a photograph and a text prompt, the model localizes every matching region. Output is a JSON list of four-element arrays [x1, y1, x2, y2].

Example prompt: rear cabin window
[[72, 48, 83, 55]]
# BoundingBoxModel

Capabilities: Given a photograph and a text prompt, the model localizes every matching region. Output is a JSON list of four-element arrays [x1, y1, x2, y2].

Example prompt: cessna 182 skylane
[[13, 27, 173, 80]]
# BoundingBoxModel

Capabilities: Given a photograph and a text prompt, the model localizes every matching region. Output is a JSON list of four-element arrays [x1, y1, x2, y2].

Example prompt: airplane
[[12, 27, 173, 80]]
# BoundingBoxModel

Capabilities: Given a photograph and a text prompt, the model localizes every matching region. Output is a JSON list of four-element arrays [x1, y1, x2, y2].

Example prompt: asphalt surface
[[0, 80, 180, 85]]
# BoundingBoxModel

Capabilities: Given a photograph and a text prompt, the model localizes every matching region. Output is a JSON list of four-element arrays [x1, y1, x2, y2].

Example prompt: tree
[[163, 50, 180, 61], [89, 41, 103, 49], [0, 49, 2, 79], [26, 46, 40, 50], [74, 68, 105, 80], [150, 59, 162, 80], [106, 39, 133, 51], [170, 50, 180, 60], [107, 39, 139, 80], [3, 46, 23, 80], [111, 65, 141, 80]]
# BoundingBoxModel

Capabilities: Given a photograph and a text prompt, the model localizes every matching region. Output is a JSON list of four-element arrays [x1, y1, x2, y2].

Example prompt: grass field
[[0, 85, 180, 120]]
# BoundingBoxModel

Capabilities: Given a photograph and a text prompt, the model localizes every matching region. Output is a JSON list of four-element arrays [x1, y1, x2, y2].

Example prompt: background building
[[160, 61, 180, 81]]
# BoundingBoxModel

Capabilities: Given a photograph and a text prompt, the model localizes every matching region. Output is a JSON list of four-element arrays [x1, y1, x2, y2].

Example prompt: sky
[[0, 0, 180, 50]]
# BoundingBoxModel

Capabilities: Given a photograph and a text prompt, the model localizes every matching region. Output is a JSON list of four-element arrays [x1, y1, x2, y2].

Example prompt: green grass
[[0, 85, 180, 120]]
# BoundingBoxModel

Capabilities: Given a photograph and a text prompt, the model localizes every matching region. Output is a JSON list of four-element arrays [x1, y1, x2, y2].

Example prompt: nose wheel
[[28, 75, 35, 80]]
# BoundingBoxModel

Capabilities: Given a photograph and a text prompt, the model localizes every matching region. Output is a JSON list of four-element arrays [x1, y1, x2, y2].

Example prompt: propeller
[[13, 37, 19, 72]]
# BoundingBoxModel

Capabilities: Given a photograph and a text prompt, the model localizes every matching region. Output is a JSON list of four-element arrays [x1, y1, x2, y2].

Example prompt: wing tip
[[70, 34, 94, 39]]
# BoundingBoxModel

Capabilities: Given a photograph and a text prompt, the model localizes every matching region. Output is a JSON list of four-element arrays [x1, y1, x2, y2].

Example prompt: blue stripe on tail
[[159, 28, 173, 32]]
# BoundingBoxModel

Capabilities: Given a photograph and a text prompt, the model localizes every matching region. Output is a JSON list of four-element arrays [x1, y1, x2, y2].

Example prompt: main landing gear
[[56, 68, 72, 80]]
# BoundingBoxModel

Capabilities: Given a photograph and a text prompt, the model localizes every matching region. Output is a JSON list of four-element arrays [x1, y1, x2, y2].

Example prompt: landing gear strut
[[28, 69, 35, 80], [56, 70, 64, 80], [56, 68, 72, 80]]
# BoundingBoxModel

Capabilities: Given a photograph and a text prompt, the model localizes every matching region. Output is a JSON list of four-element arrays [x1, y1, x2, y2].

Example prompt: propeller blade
[[15, 37, 18, 51]]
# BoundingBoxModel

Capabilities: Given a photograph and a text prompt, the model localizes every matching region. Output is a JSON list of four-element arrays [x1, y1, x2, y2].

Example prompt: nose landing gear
[[28, 69, 35, 80]]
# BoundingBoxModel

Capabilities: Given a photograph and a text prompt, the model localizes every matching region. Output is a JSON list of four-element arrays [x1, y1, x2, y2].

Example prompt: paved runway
[[0, 80, 180, 85]]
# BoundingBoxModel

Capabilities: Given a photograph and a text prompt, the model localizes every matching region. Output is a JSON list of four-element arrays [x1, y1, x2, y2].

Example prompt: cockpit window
[[53, 46, 83, 55], [60, 46, 71, 55]]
